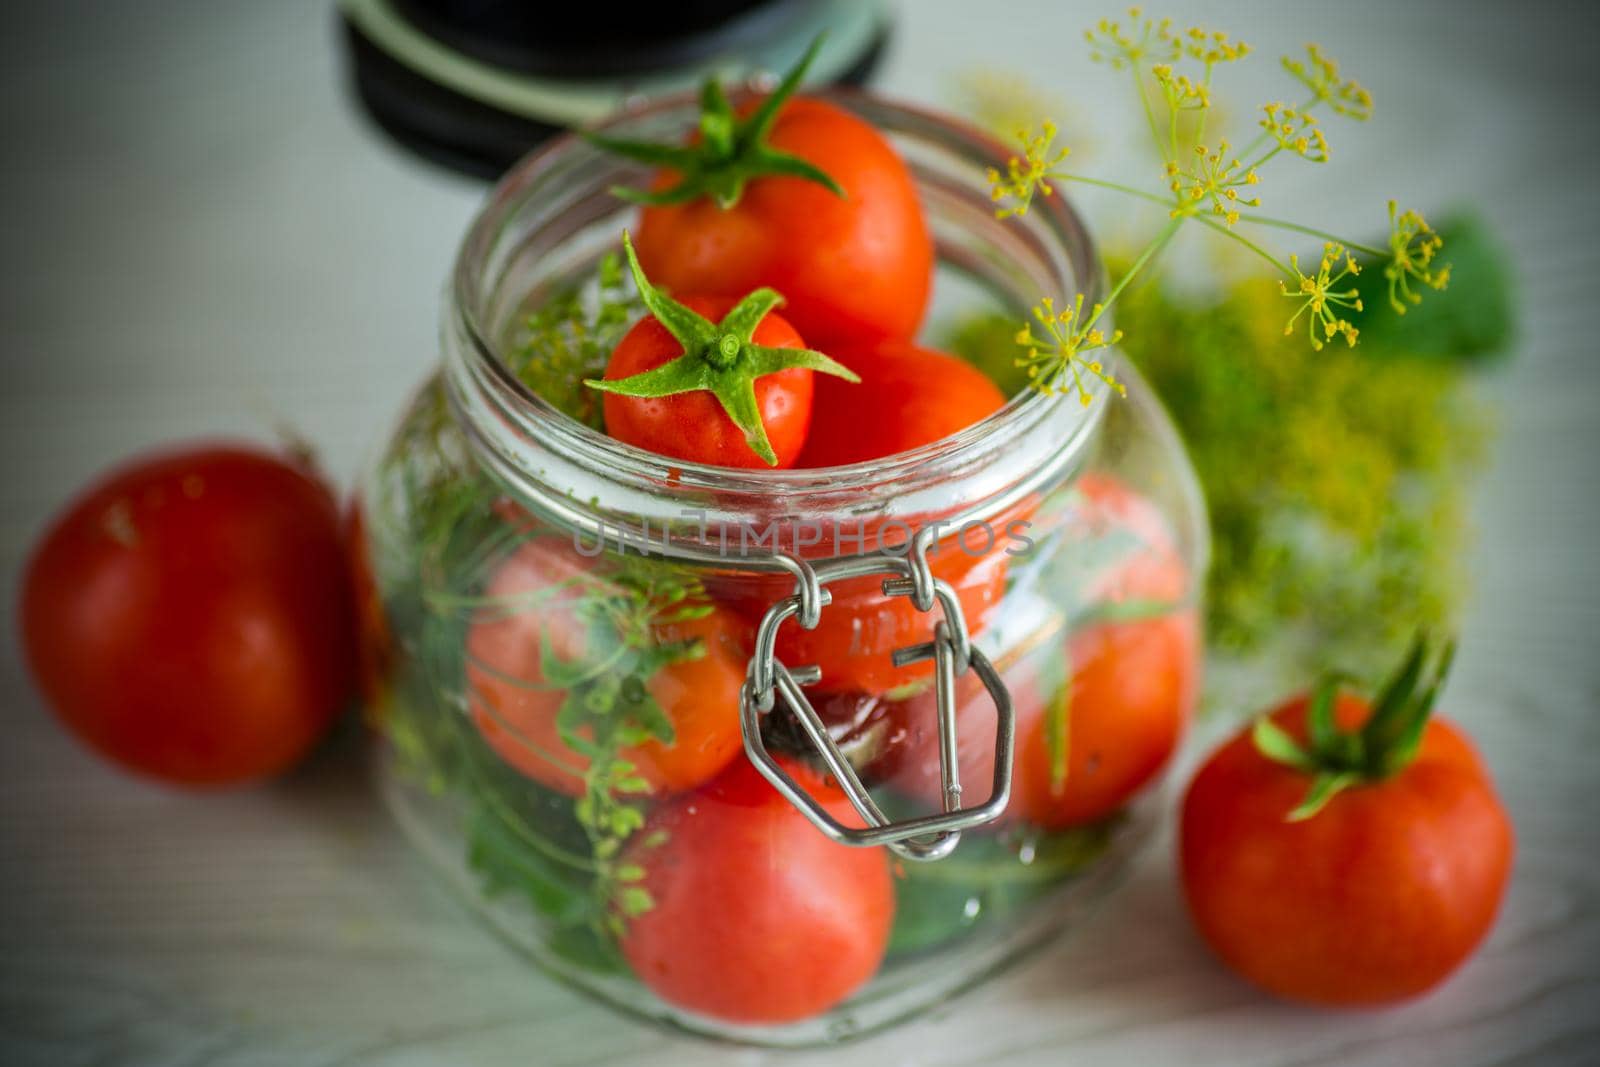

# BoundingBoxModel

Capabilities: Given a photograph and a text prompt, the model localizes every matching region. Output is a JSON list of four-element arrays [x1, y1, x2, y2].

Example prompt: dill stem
[[1192, 216, 1295, 277], [1235, 214, 1385, 258], [1090, 216, 1184, 329], [1132, 65, 1169, 163], [1049, 172, 1173, 207]]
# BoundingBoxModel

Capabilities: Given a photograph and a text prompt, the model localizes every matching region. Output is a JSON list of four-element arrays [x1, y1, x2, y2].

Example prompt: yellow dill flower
[[1153, 63, 1210, 112], [1259, 102, 1330, 162], [1281, 242, 1365, 350], [1013, 294, 1128, 406], [986, 120, 1070, 219], [1385, 200, 1450, 313], [1182, 26, 1250, 65], [1085, 6, 1180, 69], [1168, 139, 1260, 226], [1283, 44, 1374, 120]]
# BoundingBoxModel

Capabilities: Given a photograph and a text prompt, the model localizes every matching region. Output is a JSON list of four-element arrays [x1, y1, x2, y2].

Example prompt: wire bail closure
[[740, 544, 1017, 863]]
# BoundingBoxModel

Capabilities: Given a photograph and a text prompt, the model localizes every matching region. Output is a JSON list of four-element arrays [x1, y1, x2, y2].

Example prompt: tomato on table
[[587, 234, 857, 468], [466, 535, 748, 796], [593, 41, 933, 347], [20, 444, 358, 786], [1180, 637, 1513, 1006], [799, 340, 1009, 467], [618, 757, 894, 1024]]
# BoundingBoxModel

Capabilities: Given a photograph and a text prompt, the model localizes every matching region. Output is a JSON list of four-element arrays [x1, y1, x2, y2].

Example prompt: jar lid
[[340, 0, 892, 178]]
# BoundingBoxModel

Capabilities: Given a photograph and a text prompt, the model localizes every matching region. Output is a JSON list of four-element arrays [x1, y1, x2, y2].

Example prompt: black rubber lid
[[341, 0, 891, 179]]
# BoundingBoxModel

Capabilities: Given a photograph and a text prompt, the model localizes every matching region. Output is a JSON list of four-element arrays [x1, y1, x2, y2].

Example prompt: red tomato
[[635, 97, 933, 348], [601, 295, 814, 469], [799, 340, 1008, 467], [1181, 691, 1513, 1006], [884, 474, 1198, 824], [887, 610, 1199, 827], [1066, 471, 1190, 604], [20, 445, 357, 786], [772, 525, 1013, 696], [467, 537, 747, 795], [619, 757, 894, 1024], [345, 496, 393, 708]]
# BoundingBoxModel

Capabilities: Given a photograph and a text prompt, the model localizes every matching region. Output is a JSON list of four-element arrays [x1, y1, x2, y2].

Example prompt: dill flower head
[[1281, 242, 1365, 350], [1283, 44, 1374, 120], [1085, 6, 1181, 68], [986, 120, 1070, 218], [1013, 294, 1127, 406], [1260, 102, 1330, 162], [1168, 139, 1260, 226], [1385, 201, 1451, 313]]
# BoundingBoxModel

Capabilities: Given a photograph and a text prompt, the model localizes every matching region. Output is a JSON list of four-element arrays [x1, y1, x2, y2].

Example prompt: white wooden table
[[3, 2, 1596, 1064]]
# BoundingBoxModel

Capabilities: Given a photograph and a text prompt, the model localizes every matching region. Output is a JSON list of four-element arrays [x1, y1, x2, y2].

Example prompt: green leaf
[[744, 344, 860, 382], [607, 180, 711, 208], [749, 148, 847, 198], [711, 374, 777, 465], [587, 33, 842, 209], [1287, 771, 1358, 821], [1252, 717, 1316, 772], [1044, 677, 1071, 794], [468, 807, 594, 926], [1359, 632, 1430, 760], [619, 886, 655, 918], [580, 131, 701, 169], [740, 35, 823, 148], [617, 232, 715, 351], [1350, 213, 1515, 363], [1306, 678, 1342, 755], [887, 821, 1115, 957], [715, 287, 785, 341], [584, 352, 711, 399]]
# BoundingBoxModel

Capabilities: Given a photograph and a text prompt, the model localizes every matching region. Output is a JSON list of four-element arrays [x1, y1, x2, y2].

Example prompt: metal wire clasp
[[739, 540, 1016, 862]]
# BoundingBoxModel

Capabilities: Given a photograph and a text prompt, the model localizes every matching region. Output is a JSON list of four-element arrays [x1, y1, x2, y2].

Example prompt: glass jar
[[355, 89, 1207, 1046]]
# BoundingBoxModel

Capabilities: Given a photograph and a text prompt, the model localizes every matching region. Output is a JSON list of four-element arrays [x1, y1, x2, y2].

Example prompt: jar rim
[[445, 86, 1112, 529]]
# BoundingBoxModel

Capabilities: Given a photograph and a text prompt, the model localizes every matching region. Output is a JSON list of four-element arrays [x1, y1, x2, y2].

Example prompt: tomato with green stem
[[799, 339, 1008, 467], [617, 757, 894, 1024], [466, 535, 748, 796], [20, 444, 357, 786], [590, 39, 933, 347], [1180, 636, 1513, 1006], [586, 233, 857, 468]]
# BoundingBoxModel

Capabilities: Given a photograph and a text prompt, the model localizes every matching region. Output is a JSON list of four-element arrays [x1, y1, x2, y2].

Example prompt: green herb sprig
[[987, 9, 1451, 404]]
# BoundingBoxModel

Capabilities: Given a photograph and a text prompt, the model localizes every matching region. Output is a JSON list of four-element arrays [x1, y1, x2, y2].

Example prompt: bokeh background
[[2, 2, 1597, 1064]]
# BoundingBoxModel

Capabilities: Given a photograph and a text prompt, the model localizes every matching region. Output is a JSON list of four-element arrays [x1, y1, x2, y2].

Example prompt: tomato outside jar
[[355, 89, 1207, 1046]]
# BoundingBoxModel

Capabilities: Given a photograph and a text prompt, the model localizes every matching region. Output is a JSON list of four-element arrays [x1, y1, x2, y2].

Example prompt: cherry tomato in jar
[[588, 235, 858, 469], [594, 42, 933, 347], [886, 609, 1199, 828], [1180, 638, 1513, 1007], [884, 474, 1198, 825], [466, 535, 748, 796], [799, 340, 1008, 468], [772, 522, 1014, 696], [19, 444, 358, 786], [617, 757, 894, 1024]]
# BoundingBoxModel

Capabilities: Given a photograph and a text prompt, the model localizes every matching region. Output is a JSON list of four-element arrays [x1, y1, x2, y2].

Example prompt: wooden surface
[[3, 2, 1597, 1064]]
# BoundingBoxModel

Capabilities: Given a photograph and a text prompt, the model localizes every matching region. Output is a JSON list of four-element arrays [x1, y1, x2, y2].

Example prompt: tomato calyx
[[1252, 632, 1457, 821], [585, 36, 845, 210], [586, 233, 858, 465]]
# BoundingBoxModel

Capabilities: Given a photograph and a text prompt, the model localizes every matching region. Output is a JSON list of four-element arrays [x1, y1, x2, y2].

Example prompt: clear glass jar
[[355, 90, 1207, 1046]]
